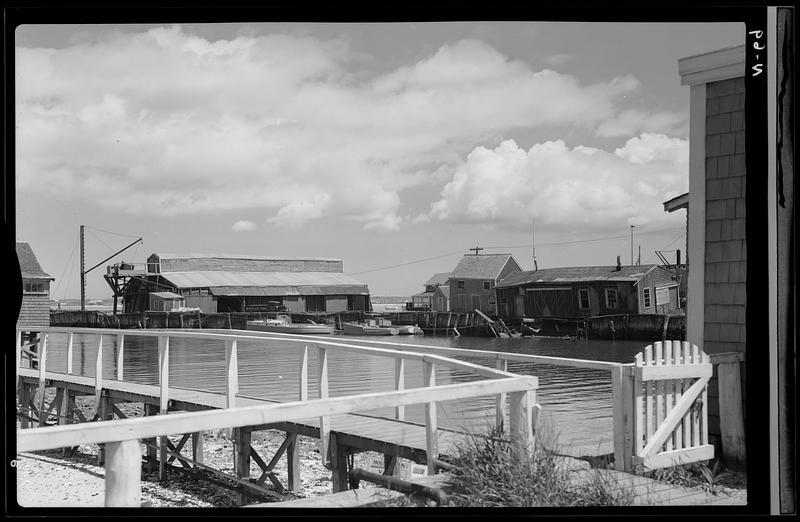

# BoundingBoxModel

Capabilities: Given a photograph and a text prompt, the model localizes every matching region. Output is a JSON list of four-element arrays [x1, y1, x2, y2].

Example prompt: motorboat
[[246, 316, 334, 335]]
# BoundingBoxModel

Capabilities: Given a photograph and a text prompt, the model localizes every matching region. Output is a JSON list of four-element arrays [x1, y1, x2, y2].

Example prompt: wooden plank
[[66, 332, 74, 375], [681, 342, 691, 447], [104, 439, 142, 507], [691, 345, 701, 447], [640, 376, 710, 457], [641, 444, 715, 471], [16, 330, 22, 387], [509, 389, 534, 458], [116, 334, 125, 381], [225, 339, 238, 408], [395, 358, 405, 421], [158, 336, 169, 413], [639, 364, 713, 381], [234, 427, 252, 505], [701, 352, 709, 445], [654, 342, 664, 455], [286, 432, 300, 491], [37, 333, 48, 427], [664, 341, 674, 452], [94, 334, 103, 402], [621, 365, 635, 472], [496, 358, 508, 431], [423, 360, 437, 475], [192, 431, 204, 465], [633, 352, 644, 470]]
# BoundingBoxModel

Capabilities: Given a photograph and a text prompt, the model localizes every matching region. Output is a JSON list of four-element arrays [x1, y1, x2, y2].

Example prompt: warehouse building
[[122, 253, 371, 314], [16, 241, 55, 330]]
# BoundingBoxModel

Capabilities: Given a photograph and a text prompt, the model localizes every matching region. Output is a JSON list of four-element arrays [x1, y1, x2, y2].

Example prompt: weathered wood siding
[[703, 76, 746, 356], [148, 254, 343, 273], [450, 279, 495, 313], [636, 267, 682, 315], [17, 288, 51, 329], [325, 295, 348, 313], [182, 295, 216, 312]]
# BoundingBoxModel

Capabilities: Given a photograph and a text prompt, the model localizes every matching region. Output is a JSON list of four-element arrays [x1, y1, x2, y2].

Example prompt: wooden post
[[423, 360, 437, 475], [157, 335, 170, 481], [496, 358, 508, 431], [191, 432, 204, 465], [286, 432, 301, 492], [66, 332, 74, 375], [94, 333, 104, 404], [143, 404, 158, 471], [15, 330, 22, 388], [37, 333, 48, 427], [104, 439, 142, 507], [621, 365, 635, 472], [234, 427, 252, 506], [633, 352, 644, 472], [508, 389, 535, 458], [330, 432, 350, 493], [394, 358, 405, 421], [19, 382, 30, 429], [717, 357, 746, 470], [225, 339, 239, 408], [299, 345, 309, 401], [318, 346, 330, 467], [116, 333, 125, 381], [611, 364, 625, 471]]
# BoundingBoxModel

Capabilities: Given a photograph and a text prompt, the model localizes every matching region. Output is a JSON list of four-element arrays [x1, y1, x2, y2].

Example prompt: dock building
[[449, 253, 522, 315], [16, 241, 55, 330], [121, 253, 371, 314], [494, 263, 682, 320], [409, 272, 451, 312]]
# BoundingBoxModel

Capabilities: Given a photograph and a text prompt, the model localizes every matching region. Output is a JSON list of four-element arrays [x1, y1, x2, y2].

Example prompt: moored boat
[[341, 321, 399, 336], [396, 325, 424, 335], [246, 316, 334, 335]]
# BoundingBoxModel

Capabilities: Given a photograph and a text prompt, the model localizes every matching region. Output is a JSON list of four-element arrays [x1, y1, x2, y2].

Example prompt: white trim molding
[[686, 82, 706, 349], [679, 45, 746, 86]]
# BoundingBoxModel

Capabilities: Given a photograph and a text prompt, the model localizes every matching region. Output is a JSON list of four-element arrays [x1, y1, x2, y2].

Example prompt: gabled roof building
[[449, 253, 522, 314], [16, 242, 54, 329]]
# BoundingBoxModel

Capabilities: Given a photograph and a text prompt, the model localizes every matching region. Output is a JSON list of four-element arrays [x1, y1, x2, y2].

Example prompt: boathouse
[[16, 242, 54, 330], [494, 264, 661, 320], [409, 272, 450, 311], [449, 253, 522, 315], [122, 253, 371, 314]]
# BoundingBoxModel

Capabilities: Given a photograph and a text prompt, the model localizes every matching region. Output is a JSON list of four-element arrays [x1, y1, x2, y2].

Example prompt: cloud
[[232, 220, 257, 232], [596, 109, 688, 138], [425, 134, 688, 232], [17, 27, 665, 233]]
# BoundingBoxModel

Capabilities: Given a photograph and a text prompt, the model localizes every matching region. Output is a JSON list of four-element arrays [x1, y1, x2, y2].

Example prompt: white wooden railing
[[16, 327, 539, 506]]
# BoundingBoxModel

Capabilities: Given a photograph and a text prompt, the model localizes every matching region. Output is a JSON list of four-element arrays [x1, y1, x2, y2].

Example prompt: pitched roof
[[496, 265, 657, 288], [450, 254, 518, 280], [424, 272, 451, 287], [157, 271, 370, 296], [154, 253, 341, 262], [16, 242, 54, 280]]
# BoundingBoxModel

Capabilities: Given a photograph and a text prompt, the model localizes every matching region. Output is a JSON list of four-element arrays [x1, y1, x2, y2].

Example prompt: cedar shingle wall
[[704, 77, 746, 355], [17, 293, 50, 329]]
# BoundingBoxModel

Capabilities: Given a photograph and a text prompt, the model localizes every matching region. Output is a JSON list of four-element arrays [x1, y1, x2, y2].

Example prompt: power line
[[84, 225, 141, 240], [53, 237, 79, 300], [348, 249, 465, 276]]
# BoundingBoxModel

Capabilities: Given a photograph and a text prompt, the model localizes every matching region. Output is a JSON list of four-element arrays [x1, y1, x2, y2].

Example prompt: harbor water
[[36, 332, 653, 457]]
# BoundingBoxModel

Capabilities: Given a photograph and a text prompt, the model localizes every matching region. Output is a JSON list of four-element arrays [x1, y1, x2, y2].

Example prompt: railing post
[[16, 330, 22, 387], [423, 360, 438, 475], [37, 333, 49, 427], [104, 439, 142, 507], [299, 345, 309, 401], [612, 364, 624, 470], [116, 333, 125, 381], [225, 339, 238, 408], [508, 389, 535, 458], [495, 358, 507, 432], [633, 352, 644, 472], [66, 332, 74, 375], [94, 333, 104, 403], [395, 357, 405, 421], [317, 345, 330, 467], [157, 334, 170, 481]]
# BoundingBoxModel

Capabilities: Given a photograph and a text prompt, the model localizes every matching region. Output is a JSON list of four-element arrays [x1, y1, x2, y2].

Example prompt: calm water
[[38, 331, 650, 456]]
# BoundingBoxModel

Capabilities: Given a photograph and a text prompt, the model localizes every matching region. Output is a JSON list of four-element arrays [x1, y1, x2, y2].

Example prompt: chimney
[[676, 249, 682, 266], [616, 256, 622, 271]]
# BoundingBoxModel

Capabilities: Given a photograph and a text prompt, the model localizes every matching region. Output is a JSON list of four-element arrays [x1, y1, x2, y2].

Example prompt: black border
[[3, 3, 777, 519]]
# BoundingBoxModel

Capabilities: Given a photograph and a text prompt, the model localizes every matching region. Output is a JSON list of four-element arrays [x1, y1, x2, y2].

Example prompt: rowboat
[[341, 322, 399, 336], [246, 316, 334, 335], [396, 325, 424, 335]]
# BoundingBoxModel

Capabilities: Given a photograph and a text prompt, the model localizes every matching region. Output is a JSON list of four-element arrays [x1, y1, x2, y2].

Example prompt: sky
[[14, 21, 744, 300]]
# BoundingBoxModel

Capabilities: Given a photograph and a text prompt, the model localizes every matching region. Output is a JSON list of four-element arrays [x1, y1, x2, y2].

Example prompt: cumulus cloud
[[596, 109, 687, 138], [425, 134, 688, 232], [232, 220, 257, 232], [16, 27, 667, 232]]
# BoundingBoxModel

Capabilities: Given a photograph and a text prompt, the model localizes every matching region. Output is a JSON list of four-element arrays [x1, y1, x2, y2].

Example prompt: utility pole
[[532, 221, 538, 270], [630, 225, 635, 266], [80, 225, 86, 311], [469, 246, 483, 255]]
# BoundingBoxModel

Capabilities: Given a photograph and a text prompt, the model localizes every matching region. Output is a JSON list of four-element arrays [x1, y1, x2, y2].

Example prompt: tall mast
[[532, 221, 538, 270], [80, 225, 86, 311]]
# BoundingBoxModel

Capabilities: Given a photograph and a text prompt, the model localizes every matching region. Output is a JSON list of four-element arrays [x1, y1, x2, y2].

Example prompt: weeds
[[648, 459, 723, 495]]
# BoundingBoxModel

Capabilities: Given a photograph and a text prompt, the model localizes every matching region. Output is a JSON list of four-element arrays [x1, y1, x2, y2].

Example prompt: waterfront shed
[[449, 253, 522, 315], [410, 272, 451, 311], [124, 253, 371, 314], [16, 242, 55, 330], [494, 264, 656, 320]]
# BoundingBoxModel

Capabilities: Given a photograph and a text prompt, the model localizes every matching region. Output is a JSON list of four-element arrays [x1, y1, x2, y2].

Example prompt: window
[[24, 282, 45, 293], [643, 288, 651, 308], [605, 288, 618, 309], [483, 281, 491, 290], [579, 289, 590, 309], [457, 280, 465, 291]]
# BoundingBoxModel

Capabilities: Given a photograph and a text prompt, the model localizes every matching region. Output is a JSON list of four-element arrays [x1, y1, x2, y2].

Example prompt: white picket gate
[[627, 340, 715, 471]]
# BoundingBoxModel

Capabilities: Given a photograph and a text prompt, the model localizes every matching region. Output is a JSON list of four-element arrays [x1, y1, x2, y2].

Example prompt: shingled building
[[16, 242, 54, 330]]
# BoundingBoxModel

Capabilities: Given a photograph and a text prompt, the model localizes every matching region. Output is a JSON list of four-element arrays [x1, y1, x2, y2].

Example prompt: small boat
[[341, 321, 399, 336], [396, 325, 424, 335], [246, 316, 334, 335]]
